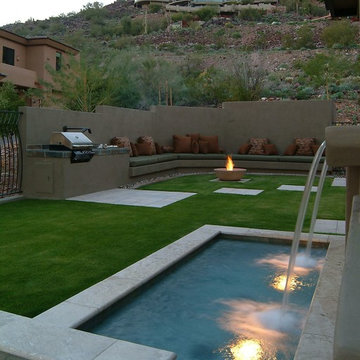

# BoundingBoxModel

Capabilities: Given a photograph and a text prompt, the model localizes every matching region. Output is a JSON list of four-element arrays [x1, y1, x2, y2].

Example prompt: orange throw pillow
[[238, 143, 251, 155], [173, 135, 192, 153], [199, 140, 209, 154], [283, 143, 297, 156], [199, 135, 220, 153], [264, 143, 278, 155], [135, 142, 153, 156], [192, 140, 200, 154]]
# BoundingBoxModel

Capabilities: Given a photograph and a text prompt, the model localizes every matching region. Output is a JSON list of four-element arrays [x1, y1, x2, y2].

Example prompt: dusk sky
[[0, 1, 114, 26]]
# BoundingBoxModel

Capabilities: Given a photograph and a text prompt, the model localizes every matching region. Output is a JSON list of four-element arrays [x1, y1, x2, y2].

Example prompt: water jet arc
[[282, 141, 327, 309]]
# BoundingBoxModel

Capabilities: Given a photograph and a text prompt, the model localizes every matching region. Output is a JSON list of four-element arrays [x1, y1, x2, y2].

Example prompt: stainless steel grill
[[49, 127, 95, 163]]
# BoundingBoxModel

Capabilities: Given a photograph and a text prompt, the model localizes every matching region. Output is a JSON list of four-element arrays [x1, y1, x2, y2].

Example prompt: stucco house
[[0, 28, 79, 104]]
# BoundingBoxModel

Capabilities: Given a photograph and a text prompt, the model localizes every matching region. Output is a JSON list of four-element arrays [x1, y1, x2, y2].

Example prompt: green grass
[[0, 174, 345, 317]]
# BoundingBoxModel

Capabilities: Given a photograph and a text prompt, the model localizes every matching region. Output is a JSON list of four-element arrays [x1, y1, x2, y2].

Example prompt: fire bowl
[[214, 168, 247, 181]]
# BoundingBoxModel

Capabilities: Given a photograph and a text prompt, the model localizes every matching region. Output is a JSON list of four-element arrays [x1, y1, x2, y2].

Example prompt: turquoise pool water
[[89, 239, 326, 360]]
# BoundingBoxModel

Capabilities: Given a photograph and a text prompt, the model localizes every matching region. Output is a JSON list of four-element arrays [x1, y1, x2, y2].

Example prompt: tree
[[0, 82, 26, 111], [42, 56, 110, 112], [228, 62, 265, 101]]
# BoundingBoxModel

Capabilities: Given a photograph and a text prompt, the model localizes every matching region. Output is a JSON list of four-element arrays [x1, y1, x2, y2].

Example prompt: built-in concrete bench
[[129, 153, 323, 177]]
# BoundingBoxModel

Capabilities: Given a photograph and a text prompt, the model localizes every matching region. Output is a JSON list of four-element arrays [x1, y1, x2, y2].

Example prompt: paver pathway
[[67, 189, 196, 208], [277, 185, 318, 192], [314, 219, 345, 235], [214, 188, 263, 196]]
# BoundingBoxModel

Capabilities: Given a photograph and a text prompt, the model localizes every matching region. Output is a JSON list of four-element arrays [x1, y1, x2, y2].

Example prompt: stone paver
[[314, 219, 346, 235], [332, 178, 346, 187], [67, 189, 196, 208], [277, 185, 318, 192], [214, 188, 263, 195]]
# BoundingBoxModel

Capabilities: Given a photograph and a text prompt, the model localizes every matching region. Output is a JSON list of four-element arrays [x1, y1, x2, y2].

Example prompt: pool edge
[[1, 226, 345, 360]]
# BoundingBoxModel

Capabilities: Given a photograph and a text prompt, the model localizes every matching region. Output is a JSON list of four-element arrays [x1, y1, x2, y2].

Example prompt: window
[[2, 46, 15, 66], [56, 52, 62, 71]]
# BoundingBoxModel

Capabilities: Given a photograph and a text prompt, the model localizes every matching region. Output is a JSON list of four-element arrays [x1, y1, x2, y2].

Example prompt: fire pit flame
[[226, 155, 234, 171]]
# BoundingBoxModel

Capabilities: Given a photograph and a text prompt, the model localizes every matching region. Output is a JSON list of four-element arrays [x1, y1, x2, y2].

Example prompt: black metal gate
[[0, 111, 23, 198]]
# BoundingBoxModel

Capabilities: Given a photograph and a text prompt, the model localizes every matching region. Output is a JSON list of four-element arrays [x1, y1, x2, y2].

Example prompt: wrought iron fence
[[0, 111, 23, 198]]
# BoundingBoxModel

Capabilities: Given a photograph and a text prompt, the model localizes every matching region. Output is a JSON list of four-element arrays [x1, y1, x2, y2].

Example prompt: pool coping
[[0, 225, 345, 359]]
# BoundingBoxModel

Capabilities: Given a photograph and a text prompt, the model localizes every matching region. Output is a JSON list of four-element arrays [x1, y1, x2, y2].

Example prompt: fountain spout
[[282, 141, 326, 309]]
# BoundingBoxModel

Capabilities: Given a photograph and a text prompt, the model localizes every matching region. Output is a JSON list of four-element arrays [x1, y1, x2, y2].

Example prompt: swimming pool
[[87, 239, 326, 360]]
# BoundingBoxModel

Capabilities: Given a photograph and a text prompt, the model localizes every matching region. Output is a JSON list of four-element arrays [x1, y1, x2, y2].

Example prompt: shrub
[[238, 8, 266, 21], [232, 31, 241, 39], [295, 25, 315, 49], [321, 20, 358, 48], [295, 86, 315, 100], [112, 36, 135, 50], [0, 82, 26, 110], [149, 3, 163, 13], [80, 2, 109, 24], [215, 28, 225, 37], [196, 6, 219, 21]]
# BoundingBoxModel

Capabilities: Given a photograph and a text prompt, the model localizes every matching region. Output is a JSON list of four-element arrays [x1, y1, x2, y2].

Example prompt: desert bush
[[232, 31, 241, 39], [228, 61, 265, 101], [295, 86, 315, 99], [80, 2, 109, 24], [147, 17, 168, 33], [171, 12, 194, 22], [0, 82, 26, 111], [112, 36, 136, 50], [295, 25, 315, 49], [321, 20, 358, 48], [196, 6, 219, 21], [149, 3, 163, 13], [238, 8, 266, 21]]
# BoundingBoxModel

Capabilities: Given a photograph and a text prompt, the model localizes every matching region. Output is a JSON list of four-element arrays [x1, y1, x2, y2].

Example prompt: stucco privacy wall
[[222, 100, 335, 153], [97, 100, 335, 154], [20, 100, 335, 151]]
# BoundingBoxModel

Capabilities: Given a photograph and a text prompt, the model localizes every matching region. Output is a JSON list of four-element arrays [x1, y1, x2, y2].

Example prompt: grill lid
[[50, 132, 93, 150]]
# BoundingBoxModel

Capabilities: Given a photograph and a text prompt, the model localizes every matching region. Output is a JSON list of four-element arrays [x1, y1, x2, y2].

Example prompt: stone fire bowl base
[[214, 168, 247, 181]]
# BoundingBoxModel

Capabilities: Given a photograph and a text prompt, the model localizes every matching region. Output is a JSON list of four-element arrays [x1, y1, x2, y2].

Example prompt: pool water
[[89, 239, 326, 360]]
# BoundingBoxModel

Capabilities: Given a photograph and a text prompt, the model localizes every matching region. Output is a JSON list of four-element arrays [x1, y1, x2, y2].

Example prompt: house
[[0, 28, 79, 102], [324, 0, 359, 17]]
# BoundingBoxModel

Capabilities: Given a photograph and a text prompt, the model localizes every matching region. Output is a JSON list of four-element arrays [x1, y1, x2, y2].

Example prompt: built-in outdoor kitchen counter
[[23, 144, 130, 200]]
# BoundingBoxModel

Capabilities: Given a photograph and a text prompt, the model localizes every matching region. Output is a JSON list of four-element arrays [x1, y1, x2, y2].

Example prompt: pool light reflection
[[230, 339, 263, 360]]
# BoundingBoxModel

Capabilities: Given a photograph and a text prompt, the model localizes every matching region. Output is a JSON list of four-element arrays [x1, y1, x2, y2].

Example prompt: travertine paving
[[67, 189, 196, 208], [332, 178, 346, 187], [214, 187, 263, 196], [314, 219, 346, 235], [277, 185, 318, 192]]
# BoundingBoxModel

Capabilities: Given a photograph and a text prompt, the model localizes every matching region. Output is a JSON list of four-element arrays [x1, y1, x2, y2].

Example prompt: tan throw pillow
[[162, 145, 174, 153], [295, 138, 315, 156], [284, 143, 297, 156], [130, 142, 138, 157], [199, 140, 209, 154], [311, 144, 325, 156], [248, 138, 268, 155], [155, 142, 163, 154], [199, 135, 220, 153], [192, 140, 200, 154], [264, 143, 278, 155], [173, 135, 192, 153], [186, 133, 200, 142], [238, 143, 251, 155], [110, 136, 133, 156], [137, 136, 156, 155], [135, 142, 153, 156]]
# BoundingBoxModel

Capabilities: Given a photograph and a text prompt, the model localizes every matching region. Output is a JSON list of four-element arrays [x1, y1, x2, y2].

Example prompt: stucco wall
[[21, 100, 335, 153]]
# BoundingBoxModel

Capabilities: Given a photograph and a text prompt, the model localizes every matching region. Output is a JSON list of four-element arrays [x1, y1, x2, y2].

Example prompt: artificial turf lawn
[[0, 174, 345, 317]]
